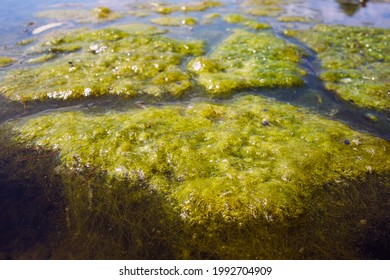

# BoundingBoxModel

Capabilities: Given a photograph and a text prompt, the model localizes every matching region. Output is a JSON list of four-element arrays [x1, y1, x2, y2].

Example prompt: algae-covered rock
[[36, 6, 122, 23], [151, 16, 198, 26], [224, 14, 271, 30], [0, 26, 204, 101], [138, 1, 222, 14], [17, 38, 35, 46], [27, 53, 56, 64], [10, 94, 390, 259], [242, 0, 286, 17], [187, 29, 306, 96], [0, 56, 15, 67], [277, 16, 315, 23], [285, 24, 390, 111]]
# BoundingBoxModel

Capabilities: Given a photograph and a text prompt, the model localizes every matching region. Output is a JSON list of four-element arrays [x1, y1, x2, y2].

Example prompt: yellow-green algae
[[223, 14, 271, 30], [0, 56, 15, 67], [285, 24, 390, 111], [17, 38, 35, 46], [9, 94, 390, 259], [201, 12, 221, 24], [0, 25, 204, 101], [151, 16, 198, 26], [187, 29, 306, 96], [242, 0, 288, 17], [36, 6, 122, 23], [277, 16, 315, 23], [137, 1, 222, 15], [27, 53, 56, 64]]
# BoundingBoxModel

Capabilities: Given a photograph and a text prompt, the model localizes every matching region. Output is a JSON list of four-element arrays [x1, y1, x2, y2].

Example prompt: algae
[[277, 16, 315, 23], [187, 29, 306, 96], [0, 26, 204, 101], [137, 1, 222, 15], [285, 24, 390, 110], [17, 38, 35, 46], [36, 6, 122, 23], [151, 16, 198, 26], [201, 13, 221, 24], [242, 0, 285, 17], [0, 56, 15, 67], [9, 94, 390, 259], [223, 14, 271, 30], [27, 53, 56, 64]]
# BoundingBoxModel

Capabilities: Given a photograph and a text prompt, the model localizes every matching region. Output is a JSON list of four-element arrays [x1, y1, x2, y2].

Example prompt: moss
[[36, 6, 122, 23], [187, 29, 306, 96], [0, 56, 15, 67], [285, 24, 390, 110], [0, 26, 204, 101], [151, 16, 198, 26], [8, 94, 390, 259], [224, 14, 271, 30]]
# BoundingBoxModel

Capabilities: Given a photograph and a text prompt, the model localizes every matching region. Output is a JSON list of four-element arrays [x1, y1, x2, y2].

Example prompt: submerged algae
[[187, 29, 306, 96], [223, 14, 271, 30], [151, 16, 198, 26], [137, 1, 222, 15], [36, 6, 122, 23], [277, 16, 315, 23], [0, 56, 15, 67], [242, 0, 289, 17], [10, 94, 390, 259], [0, 26, 204, 101], [285, 24, 390, 111]]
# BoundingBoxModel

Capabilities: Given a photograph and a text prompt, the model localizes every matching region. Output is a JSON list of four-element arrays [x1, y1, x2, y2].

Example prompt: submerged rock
[[8, 94, 390, 259], [285, 24, 390, 111], [187, 29, 306, 96]]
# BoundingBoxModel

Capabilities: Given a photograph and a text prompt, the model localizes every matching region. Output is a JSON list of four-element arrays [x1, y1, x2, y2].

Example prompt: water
[[0, 0, 389, 259]]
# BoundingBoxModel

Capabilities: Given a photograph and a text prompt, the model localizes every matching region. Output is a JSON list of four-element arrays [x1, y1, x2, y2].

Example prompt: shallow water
[[0, 0, 389, 259]]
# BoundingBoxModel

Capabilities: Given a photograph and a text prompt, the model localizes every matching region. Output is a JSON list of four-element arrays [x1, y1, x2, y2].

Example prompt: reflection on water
[[336, 0, 373, 16]]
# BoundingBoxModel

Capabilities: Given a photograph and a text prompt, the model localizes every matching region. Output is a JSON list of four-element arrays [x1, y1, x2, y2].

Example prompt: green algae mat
[[4, 94, 390, 259], [0, 0, 389, 260], [285, 24, 390, 111]]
